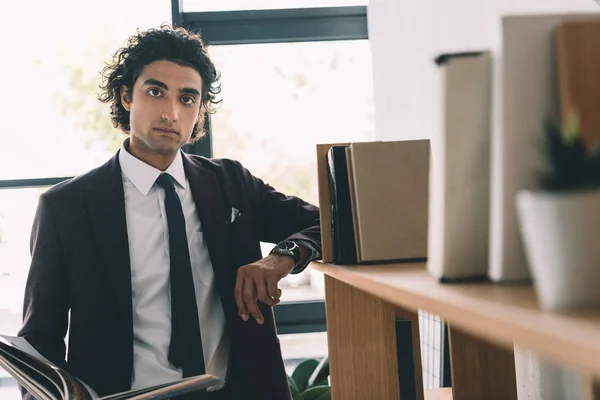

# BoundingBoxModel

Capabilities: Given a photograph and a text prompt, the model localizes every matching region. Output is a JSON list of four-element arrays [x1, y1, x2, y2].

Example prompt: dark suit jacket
[[18, 151, 321, 399]]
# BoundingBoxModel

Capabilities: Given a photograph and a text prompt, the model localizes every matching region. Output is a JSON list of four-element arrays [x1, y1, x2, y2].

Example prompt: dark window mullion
[[171, 0, 184, 27], [0, 177, 72, 190], [183, 6, 368, 45]]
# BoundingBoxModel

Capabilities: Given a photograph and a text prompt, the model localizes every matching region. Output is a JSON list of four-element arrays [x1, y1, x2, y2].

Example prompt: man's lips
[[154, 127, 179, 135]]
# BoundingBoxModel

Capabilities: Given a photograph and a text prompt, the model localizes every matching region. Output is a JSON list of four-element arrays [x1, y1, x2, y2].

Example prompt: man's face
[[121, 59, 202, 163]]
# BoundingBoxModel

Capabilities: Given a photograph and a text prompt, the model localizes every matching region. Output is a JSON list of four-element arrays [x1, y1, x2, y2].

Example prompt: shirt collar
[[119, 139, 187, 196]]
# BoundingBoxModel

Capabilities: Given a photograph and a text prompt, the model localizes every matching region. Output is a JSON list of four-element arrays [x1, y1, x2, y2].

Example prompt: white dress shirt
[[118, 145, 228, 391]]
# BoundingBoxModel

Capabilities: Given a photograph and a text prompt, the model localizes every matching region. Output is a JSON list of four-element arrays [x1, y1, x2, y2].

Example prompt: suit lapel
[[85, 151, 133, 334], [182, 154, 237, 317]]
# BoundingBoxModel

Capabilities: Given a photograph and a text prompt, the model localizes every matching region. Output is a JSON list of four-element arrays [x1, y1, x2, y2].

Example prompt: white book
[[427, 51, 492, 281], [489, 12, 600, 282]]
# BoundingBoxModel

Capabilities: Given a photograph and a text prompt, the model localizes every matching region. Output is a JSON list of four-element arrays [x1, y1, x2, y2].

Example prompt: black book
[[0, 334, 222, 400], [326, 146, 357, 264]]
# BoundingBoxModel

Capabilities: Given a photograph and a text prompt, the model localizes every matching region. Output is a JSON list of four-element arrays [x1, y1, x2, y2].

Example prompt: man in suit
[[18, 25, 321, 399]]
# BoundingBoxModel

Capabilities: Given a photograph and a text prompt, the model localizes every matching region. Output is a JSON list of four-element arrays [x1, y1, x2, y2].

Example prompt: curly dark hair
[[98, 24, 221, 142]]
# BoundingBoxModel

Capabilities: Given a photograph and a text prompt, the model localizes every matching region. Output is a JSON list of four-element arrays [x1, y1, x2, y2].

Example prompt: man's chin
[[150, 141, 184, 155]]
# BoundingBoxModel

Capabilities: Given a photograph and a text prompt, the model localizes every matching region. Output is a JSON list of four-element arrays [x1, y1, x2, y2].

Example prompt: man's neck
[[125, 140, 176, 171]]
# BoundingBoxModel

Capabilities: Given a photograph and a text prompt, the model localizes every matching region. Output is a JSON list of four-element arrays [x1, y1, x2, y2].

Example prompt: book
[[555, 18, 600, 151], [317, 140, 430, 264], [427, 51, 492, 282], [316, 142, 351, 263], [345, 146, 362, 263], [326, 146, 357, 265], [0, 334, 222, 400], [348, 140, 430, 263], [488, 12, 599, 282]]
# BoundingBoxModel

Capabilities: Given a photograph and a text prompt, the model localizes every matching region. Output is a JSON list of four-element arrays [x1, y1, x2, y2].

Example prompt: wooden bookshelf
[[311, 261, 600, 400]]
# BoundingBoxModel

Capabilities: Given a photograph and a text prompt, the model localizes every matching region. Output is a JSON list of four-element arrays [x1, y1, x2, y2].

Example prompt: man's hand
[[234, 253, 295, 324]]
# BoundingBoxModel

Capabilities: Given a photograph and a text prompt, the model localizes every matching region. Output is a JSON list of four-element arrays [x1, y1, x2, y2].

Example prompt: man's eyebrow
[[142, 79, 168, 90], [181, 88, 201, 97]]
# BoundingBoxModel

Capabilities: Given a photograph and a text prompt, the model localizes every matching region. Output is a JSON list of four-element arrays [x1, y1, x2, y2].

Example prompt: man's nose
[[161, 101, 178, 122]]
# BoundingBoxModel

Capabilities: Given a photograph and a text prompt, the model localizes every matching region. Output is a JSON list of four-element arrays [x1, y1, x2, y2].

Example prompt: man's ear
[[120, 86, 132, 112]]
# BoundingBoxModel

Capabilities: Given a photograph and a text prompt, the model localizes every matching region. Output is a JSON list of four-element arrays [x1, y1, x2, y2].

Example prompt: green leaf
[[565, 108, 582, 142], [290, 382, 304, 400], [292, 359, 320, 392], [288, 375, 299, 392], [312, 379, 329, 387], [302, 385, 331, 400], [537, 117, 600, 191], [315, 390, 332, 400]]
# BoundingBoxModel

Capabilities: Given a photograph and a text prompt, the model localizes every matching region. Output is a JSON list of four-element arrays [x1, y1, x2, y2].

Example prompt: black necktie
[[156, 173, 206, 378]]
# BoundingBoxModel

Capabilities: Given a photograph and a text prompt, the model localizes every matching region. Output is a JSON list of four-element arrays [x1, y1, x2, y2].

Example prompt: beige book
[[428, 51, 493, 281], [489, 12, 599, 282], [346, 146, 361, 263], [348, 140, 430, 263]]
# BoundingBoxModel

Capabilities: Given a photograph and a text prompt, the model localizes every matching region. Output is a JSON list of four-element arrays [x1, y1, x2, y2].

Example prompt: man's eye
[[148, 88, 162, 97], [182, 96, 195, 105]]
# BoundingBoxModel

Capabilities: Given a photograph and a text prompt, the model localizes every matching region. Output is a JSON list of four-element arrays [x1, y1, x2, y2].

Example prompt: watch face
[[274, 241, 300, 265], [279, 241, 296, 251]]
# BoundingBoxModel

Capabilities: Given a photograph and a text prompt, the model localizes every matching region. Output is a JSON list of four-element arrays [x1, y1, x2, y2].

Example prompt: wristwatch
[[270, 240, 301, 268]]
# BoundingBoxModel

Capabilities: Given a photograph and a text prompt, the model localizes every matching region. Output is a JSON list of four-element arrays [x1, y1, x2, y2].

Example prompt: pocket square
[[230, 207, 242, 223]]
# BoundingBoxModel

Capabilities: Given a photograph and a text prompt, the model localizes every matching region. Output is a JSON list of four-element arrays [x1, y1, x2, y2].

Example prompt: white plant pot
[[516, 188, 600, 311]]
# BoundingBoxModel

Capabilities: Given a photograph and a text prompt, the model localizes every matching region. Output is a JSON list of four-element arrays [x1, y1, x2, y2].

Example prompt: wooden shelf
[[311, 261, 600, 377]]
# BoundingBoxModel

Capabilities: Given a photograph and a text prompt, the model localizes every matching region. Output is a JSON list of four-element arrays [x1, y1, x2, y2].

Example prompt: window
[[0, 187, 48, 336], [0, 0, 170, 180], [183, 0, 368, 12], [208, 39, 376, 302]]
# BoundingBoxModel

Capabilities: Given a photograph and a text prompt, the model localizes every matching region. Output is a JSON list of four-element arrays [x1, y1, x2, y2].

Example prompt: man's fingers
[[267, 279, 281, 302], [234, 261, 286, 323], [234, 267, 249, 321], [257, 279, 277, 306], [243, 278, 263, 324]]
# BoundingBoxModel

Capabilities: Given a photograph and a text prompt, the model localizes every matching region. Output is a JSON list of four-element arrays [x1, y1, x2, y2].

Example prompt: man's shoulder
[[42, 153, 120, 202], [42, 168, 98, 200], [185, 154, 248, 177], [185, 153, 242, 169]]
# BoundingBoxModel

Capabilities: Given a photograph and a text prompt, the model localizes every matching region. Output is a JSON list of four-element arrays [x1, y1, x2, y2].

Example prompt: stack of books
[[317, 139, 430, 265]]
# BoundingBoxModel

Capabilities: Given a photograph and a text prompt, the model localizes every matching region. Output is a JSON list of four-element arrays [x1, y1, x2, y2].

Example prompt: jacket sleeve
[[237, 161, 322, 273], [18, 193, 70, 398]]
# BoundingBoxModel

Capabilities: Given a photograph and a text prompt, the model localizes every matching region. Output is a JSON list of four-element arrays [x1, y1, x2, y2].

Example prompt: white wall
[[367, 0, 599, 141]]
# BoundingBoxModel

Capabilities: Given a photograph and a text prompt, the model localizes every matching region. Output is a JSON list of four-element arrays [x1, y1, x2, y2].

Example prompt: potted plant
[[287, 356, 331, 400], [516, 112, 600, 310]]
